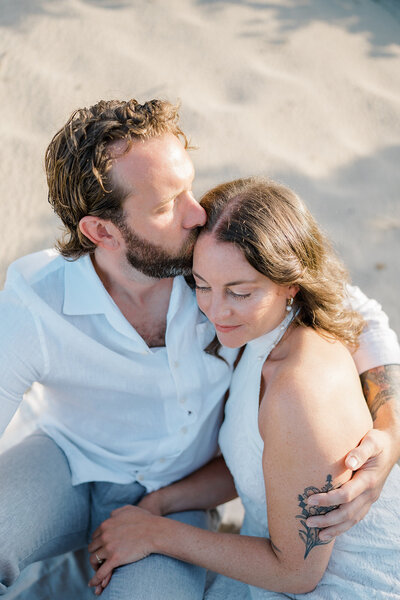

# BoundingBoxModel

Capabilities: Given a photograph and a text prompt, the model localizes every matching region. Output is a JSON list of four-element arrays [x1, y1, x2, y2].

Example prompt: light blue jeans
[[0, 432, 209, 599]]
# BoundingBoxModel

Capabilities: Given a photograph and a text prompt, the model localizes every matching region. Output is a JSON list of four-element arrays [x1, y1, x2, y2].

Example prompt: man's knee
[[0, 434, 90, 588]]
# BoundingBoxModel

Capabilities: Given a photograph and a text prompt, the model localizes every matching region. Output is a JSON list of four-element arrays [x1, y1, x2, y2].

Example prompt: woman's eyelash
[[194, 285, 251, 300], [227, 290, 251, 300]]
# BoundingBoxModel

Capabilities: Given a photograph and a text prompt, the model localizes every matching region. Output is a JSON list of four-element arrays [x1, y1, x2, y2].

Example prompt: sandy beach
[[1, 0, 399, 526]]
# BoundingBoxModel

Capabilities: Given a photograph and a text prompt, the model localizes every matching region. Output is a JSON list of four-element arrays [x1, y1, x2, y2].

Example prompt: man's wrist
[[371, 422, 400, 467]]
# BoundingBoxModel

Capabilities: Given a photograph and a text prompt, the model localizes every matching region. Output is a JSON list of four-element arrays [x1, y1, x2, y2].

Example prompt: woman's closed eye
[[227, 289, 251, 300], [195, 284, 251, 300]]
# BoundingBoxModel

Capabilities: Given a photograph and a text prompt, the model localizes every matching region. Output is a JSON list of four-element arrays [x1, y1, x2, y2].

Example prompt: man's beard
[[118, 220, 199, 279]]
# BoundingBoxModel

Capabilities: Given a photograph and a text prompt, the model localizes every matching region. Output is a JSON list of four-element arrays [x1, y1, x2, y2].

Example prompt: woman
[[88, 178, 400, 598]]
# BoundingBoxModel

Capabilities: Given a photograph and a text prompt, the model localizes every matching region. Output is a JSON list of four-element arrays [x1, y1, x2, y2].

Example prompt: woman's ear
[[288, 285, 300, 299], [79, 216, 121, 250]]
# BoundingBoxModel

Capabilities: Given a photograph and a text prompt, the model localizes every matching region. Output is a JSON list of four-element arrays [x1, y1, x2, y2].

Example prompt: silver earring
[[286, 297, 294, 312]]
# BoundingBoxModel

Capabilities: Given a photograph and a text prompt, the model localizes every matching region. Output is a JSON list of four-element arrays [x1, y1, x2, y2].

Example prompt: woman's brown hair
[[200, 177, 364, 348]]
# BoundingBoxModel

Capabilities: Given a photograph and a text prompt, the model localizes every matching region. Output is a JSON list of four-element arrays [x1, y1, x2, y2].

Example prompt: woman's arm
[[307, 284, 400, 537], [304, 364, 400, 539], [138, 455, 238, 515], [89, 337, 370, 594]]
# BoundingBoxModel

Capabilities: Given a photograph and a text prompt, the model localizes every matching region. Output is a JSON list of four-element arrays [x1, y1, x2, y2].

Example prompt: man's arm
[[360, 364, 400, 429], [0, 291, 46, 435]]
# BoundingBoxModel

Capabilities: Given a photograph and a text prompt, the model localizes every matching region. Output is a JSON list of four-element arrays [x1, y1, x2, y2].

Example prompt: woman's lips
[[215, 324, 241, 333]]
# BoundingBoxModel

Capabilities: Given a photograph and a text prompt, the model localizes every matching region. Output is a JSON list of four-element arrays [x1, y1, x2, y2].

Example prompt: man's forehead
[[110, 134, 194, 187]]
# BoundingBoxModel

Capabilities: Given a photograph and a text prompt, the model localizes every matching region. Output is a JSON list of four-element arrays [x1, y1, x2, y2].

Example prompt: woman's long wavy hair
[[45, 98, 189, 258], [199, 177, 364, 348]]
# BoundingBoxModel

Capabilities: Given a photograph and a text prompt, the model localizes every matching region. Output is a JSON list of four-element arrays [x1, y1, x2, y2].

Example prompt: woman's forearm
[[153, 517, 321, 594], [89, 506, 323, 594], [140, 455, 238, 515]]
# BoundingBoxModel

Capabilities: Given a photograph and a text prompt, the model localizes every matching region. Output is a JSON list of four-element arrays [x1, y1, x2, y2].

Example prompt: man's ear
[[79, 216, 121, 250]]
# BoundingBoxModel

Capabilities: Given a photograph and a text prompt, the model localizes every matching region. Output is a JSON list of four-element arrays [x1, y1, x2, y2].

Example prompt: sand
[[0, 0, 399, 526]]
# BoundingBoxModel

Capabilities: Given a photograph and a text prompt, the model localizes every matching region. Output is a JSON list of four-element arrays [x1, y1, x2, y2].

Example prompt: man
[[0, 98, 399, 599]]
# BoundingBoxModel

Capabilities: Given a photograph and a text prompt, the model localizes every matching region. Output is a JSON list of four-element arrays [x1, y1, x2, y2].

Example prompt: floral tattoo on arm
[[296, 474, 337, 559], [360, 364, 400, 421]]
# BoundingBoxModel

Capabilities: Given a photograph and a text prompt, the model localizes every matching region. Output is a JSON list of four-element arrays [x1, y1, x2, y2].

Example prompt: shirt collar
[[63, 254, 113, 317], [63, 254, 195, 342]]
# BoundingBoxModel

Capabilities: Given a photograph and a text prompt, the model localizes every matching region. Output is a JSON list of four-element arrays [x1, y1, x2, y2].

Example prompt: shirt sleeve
[[0, 290, 47, 435], [346, 284, 400, 374]]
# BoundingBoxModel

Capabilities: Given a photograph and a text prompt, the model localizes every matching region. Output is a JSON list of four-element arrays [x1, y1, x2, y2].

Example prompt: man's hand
[[305, 428, 393, 540], [88, 505, 159, 592]]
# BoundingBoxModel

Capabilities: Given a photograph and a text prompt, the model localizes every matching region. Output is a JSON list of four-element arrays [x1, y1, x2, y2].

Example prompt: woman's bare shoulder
[[259, 326, 372, 444], [266, 326, 358, 393]]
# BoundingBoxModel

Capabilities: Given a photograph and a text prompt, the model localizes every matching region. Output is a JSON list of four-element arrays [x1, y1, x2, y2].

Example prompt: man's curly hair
[[45, 98, 189, 258]]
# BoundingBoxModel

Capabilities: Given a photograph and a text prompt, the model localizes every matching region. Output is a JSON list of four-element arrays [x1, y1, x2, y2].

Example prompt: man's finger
[[306, 493, 368, 529], [317, 515, 367, 541], [306, 503, 348, 529], [345, 431, 380, 470], [307, 471, 374, 508]]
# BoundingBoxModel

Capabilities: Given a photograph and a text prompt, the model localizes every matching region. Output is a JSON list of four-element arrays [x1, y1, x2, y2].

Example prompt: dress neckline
[[247, 309, 296, 360]]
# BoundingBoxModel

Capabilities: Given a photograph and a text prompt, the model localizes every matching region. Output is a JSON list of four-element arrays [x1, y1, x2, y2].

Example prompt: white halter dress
[[205, 315, 400, 599]]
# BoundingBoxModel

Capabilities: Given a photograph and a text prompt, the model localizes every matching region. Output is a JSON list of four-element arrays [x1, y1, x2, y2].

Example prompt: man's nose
[[182, 194, 207, 229]]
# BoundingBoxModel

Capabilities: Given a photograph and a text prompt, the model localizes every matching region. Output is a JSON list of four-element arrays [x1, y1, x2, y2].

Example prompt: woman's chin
[[215, 333, 245, 349]]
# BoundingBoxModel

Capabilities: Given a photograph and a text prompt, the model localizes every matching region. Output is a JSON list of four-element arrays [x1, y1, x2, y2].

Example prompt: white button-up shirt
[[0, 250, 235, 490], [0, 250, 399, 491]]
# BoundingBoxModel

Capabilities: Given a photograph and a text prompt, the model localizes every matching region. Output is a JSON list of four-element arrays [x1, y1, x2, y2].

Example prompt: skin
[[79, 133, 206, 346], [80, 133, 400, 593], [192, 233, 298, 348], [88, 236, 375, 593]]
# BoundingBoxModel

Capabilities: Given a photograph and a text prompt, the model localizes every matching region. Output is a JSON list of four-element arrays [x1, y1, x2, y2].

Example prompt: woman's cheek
[[196, 291, 209, 315]]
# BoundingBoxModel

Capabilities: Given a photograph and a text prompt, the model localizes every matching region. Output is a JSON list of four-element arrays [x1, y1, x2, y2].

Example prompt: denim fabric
[[0, 433, 208, 599]]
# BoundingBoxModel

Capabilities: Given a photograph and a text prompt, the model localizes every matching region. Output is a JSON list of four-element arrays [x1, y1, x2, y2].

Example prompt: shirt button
[[173, 361, 179, 368], [159, 457, 166, 464], [181, 426, 188, 435], [179, 397, 187, 404], [137, 474, 144, 481]]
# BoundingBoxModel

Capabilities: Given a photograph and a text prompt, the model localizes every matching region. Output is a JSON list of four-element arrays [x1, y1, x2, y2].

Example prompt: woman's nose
[[209, 297, 232, 322]]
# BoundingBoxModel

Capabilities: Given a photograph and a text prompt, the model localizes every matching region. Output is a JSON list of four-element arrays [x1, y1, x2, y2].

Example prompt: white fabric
[[0, 249, 399, 492], [0, 249, 236, 490], [215, 320, 400, 599]]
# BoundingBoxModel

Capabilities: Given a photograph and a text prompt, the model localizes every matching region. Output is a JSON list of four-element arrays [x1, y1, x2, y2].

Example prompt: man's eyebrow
[[192, 271, 257, 286]]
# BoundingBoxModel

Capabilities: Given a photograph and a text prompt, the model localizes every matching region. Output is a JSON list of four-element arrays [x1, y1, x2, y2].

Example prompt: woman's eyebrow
[[192, 271, 257, 286], [224, 279, 257, 286], [192, 271, 207, 282]]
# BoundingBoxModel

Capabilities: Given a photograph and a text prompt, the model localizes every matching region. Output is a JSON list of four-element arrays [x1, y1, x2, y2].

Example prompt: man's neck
[[91, 250, 174, 347]]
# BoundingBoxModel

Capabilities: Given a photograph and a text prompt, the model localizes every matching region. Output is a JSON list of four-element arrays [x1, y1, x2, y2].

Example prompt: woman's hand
[[305, 428, 394, 540], [88, 505, 160, 592]]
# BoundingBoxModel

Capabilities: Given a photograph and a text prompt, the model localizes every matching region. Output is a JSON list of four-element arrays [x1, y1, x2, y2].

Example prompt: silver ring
[[95, 552, 103, 565]]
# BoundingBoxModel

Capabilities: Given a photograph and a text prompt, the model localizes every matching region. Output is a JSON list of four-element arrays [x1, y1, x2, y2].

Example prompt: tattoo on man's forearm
[[296, 474, 337, 559], [360, 364, 400, 421]]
